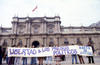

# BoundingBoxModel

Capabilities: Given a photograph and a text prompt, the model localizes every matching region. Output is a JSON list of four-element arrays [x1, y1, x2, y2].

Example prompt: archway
[[32, 41, 40, 48]]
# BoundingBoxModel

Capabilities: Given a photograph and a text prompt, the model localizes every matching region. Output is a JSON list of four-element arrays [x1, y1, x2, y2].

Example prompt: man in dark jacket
[[87, 40, 95, 64]]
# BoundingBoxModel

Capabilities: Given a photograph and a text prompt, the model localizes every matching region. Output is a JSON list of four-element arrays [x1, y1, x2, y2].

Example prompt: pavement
[[2, 55, 100, 65]]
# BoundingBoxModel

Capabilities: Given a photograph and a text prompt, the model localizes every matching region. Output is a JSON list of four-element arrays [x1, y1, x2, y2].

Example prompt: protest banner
[[8, 45, 93, 57]]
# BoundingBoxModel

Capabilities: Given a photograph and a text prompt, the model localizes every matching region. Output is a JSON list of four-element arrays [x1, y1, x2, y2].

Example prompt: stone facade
[[0, 16, 100, 55]]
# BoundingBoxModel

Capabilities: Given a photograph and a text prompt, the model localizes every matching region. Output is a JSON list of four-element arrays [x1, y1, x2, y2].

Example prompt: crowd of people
[[0, 40, 95, 65]]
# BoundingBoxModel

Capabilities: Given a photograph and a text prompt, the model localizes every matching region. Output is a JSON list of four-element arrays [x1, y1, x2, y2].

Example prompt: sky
[[0, 0, 100, 27]]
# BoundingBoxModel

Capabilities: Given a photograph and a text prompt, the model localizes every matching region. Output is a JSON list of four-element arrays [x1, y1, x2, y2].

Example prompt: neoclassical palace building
[[0, 16, 100, 55]]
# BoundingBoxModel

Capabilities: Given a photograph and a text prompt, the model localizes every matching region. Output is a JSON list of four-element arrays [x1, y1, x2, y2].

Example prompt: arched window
[[48, 28, 53, 33], [34, 27, 38, 33], [32, 41, 40, 48], [18, 25, 25, 34], [18, 39, 23, 47], [49, 38, 54, 45], [32, 24, 40, 34], [47, 24, 54, 34]]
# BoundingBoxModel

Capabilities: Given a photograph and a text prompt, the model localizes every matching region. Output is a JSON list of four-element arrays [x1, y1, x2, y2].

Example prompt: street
[[2, 55, 100, 65]]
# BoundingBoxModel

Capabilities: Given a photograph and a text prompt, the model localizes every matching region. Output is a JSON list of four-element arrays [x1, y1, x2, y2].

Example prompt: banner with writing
[[8, 45, 93, 57]]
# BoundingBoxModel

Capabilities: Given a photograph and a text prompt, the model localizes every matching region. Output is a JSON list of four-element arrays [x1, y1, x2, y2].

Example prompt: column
[[25, 38, 28, 46], [43, 37, 47, 46], [15, 23, 17, 34], [30, 22, 32, 34], [11, 38, 14, 45], [29, 38, 31, 47], [28, 23, 30, 34], [43, 22, 46, 33], [57, 37, 59, 46], [41, 23, 44, 33], [12, 23, 14, 34], [57, 22, 60, 33], [26, 22, 28, 33], [0, 38, 1, 45], [14, 38, 16, 45], [27, 22, 30, 34], [55, 22, 58, 33], [13, 23, 16, 34]]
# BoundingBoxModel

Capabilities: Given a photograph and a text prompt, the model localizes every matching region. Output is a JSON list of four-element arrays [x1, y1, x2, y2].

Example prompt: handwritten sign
[[8, 45, 93, 57]]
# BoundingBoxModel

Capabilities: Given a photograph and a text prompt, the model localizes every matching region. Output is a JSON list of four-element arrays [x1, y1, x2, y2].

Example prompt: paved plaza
[[2, 55, 100, 65]]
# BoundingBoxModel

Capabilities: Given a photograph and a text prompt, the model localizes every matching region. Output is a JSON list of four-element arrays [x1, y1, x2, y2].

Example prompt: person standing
[[38, 45, 44, 65], [45, 45, 53, 65], [54, 44, 62, 65], [4, 47, 9, 64], [0, 46, 2, 65], [77, 40, 85, 64], [8, 45, 15, 65], [72, 54, 78, 64], [31, 45, 37, 65], [71, 44, 78, 64], [78, 54, 85, 64], [14, 44, 21, 65], [14, 55, 21, 65], [87, 39, 95, 64], [45, 56, 52, 65], [22, 45, 27, 65]]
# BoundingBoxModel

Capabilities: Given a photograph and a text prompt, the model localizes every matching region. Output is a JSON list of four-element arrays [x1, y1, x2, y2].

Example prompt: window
[[49, 38, 54, 45], [19, 25, 25, 34], [48, 28, 53, 33], [19, 27, 24, 34], [18, 40, 23, 47], [32, 24, 40, 34], [34, 27, 38, 34], [64, 38, 69, 45], [47, 24, 54, 34]]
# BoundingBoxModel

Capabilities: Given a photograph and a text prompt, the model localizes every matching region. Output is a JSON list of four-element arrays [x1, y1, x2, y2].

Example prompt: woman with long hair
[[8, 45, 16, 65], [31, 45, 37, 65]]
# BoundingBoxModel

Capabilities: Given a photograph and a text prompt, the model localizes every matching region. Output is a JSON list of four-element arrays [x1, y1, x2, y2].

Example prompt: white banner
[[8, 45, 93, 57]]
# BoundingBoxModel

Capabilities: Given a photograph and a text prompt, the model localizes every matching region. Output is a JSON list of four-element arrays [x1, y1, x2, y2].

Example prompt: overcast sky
[[0, 0, 100, 27]]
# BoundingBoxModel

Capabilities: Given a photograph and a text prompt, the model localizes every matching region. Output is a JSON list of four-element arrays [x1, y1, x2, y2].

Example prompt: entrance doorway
[[32, 41, 40, 48]]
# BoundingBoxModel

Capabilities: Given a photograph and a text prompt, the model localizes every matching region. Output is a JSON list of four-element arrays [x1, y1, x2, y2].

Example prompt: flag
[[32, 6, 37, 12]]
